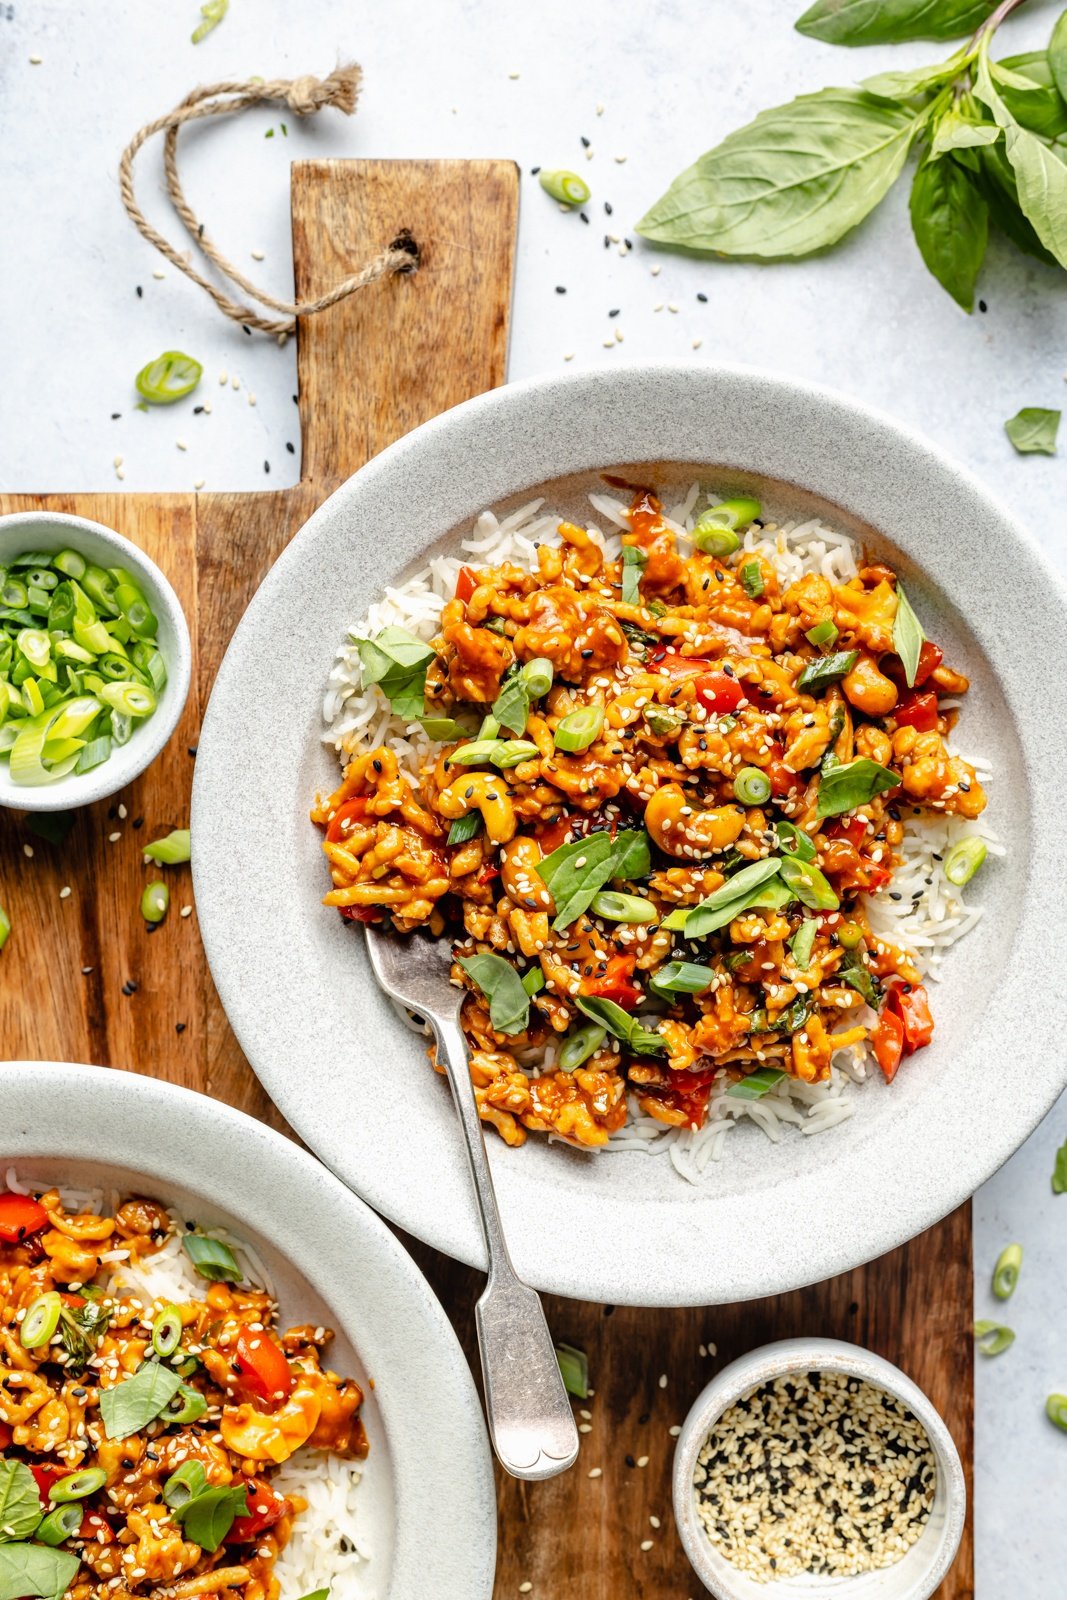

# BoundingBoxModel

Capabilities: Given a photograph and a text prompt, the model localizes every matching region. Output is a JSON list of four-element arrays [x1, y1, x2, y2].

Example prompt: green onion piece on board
[[135, 351, 203, 404], [974, 1320, 1015, 1357], [554, 705, 604, 752], [141, 881, 170, 925], [1047, 1394, 1067, 1433], [558, 1022, 608, 1072], [943, 837, 987, 887], [555, 1342, 589, 1398], [538, 169, 591, 205], [144, 829, 191, 865], [0, 904, 10, 951], [734, 766, 771, 805], [992, 1243, 1022, 1301]]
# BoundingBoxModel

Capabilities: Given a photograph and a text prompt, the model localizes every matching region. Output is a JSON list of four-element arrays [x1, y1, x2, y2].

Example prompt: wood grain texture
[[0, 158, 972, 1600]]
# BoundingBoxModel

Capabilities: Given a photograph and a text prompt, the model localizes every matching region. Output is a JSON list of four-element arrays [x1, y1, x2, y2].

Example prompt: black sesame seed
[[580, 136, 590, 148], [555, 285, 566, 294], [697, 292, 708, 302], [136, 286, 143, 298], [175, 1022, 186, 1034], [286, 441, 295, 453], [580, 212, 589, 223], [604, 201, 613, 215]]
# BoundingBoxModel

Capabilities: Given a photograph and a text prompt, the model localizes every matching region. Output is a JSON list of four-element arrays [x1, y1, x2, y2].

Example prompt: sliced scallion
[[144, 829, 191, 865], [0, 904, 11, 952], [589, 890, 658, 924], [1047, 1394, 1067, 1433], [727, 1067, 787, 1100], [520, 657, 554, 699], [141, 881, 170, 924], [734, 766, 771, 805], [20, 1290, 62, 1349], [135, 350, 204, 404], [974, 1320, 1014, 1357], [558, 1022, 608, 1071], [36, 1504, 82, 1545], [943, 836, 987, 887], [649, 960, 715, 998], [805, 620, 839, 647], [739, 560, 765, 598], [446, 812, 483, 845], [553, 705, 604, 752], [538, 169, 591, 205], [555, 1341, 589, 1398], [49, 1468, 107, 1503], [992, 1243, 1022, 1301], [152, 1303, 184, 1357]]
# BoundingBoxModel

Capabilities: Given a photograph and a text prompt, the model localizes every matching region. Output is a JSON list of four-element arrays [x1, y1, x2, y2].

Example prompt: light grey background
[[2, 0, 1064, 1590]]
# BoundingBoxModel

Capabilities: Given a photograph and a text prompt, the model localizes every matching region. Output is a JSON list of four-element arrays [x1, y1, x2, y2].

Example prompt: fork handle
[[432, 1011, 579, 1481]]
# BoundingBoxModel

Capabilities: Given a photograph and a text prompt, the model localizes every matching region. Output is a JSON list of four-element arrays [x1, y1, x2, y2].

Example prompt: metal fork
[[363, 923, 580, 1480]]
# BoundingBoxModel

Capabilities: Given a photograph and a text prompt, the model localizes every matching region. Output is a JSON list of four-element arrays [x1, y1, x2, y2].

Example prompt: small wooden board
[[0, 158, 973, 1600]]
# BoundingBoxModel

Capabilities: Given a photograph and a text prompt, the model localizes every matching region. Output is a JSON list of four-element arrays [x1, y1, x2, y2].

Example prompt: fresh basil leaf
[[621, 544, 648, 607], [99, 1360, 185, 1440], [795, 650, 858, 694], [0, 1544, 79, 1600], [1051, 13, 1067, 106], [789, 919, 817, 969], [977, 140, 1058, 264], [909, 155, 988, 312], [1052, 1134, 1067, 1194], [861, 50, 966, 102], [931, 108, 1001, 157], [491, 669, 530, 736], [458, 953, 531, 1035], [174, 1486, 249, 1554], [891, 582, 925, 688], [996, 51, 1067, 140], [976, 44, 1067, 269], [838, 947, 882, 1009], [357, 627, 435, 721], [575, 995, 665, 1054], [536, 829, 651, 931], [420, 716, 475, 742], [795, 0, 994, 45], [1005, 407, 1060, 456], [816, 758, 899, 818], [637, 91, 921, 258], [662, 857, 783, 938], [774, 819, 817, 862], [0, 1463, 42, 1543], [182, 1233, 240, 1283], [57, 1299, 110, 1374], [726, 1066, 787, 1100]]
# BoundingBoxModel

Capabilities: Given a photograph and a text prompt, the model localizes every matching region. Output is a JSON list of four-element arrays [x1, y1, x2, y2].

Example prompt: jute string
[[118, 64, 418, 342]]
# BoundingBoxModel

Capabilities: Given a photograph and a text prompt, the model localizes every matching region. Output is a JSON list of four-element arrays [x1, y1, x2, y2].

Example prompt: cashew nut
[[645, 783, 744, 859], [436, 772, 517, 845]]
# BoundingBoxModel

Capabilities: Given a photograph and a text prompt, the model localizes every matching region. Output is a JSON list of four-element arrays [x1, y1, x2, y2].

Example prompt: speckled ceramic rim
[[672, 1338, 966, 1600], [1, 1062, 497, 1600], [193, 362, 1067, 1306], [0, 512, 191, 812]]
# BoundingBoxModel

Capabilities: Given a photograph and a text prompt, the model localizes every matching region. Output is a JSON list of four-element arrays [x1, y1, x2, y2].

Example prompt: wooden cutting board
[[0, 158, 973, 1600]]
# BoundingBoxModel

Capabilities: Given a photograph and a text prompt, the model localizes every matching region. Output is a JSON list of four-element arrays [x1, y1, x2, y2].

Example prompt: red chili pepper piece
[[694, 672, 744, 716], [887, 983, 934, 1054], [0, 1193, 48, 1244], [894, 690, 939, 733], [581, 954, 641, 1010], [226, 1476, 287, 1542], [871, 1009, 905, 1084], [233, 1325, 295, 1406], [455, 565, 479, 604]]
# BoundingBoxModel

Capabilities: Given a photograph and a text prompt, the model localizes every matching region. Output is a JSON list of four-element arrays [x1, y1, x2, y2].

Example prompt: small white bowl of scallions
[[0, 511, 191, 811]]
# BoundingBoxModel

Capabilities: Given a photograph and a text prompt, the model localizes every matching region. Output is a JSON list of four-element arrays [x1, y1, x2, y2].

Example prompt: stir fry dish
[[0, 1186, 366, 1600], [313, 489, 988, 1150]]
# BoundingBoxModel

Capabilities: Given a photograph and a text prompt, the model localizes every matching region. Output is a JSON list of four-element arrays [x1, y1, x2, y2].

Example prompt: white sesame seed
[[640, 1540, 654, 1551], [588, 1466, 602, 1479], [251, 248, 265, 261], [108, 832, 121, 843], [152, 269, 165, 279], [29, 53, 42, 63], [637, 1455, 649, 1468], [176, 439, 188, 451], [59, 886, 71, 900]]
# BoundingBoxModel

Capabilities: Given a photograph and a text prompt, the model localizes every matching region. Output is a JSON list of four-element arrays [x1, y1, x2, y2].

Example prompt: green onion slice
[[789, 920, 817, 969], [446, 812, 483, 846], [21, 1291, 62, 1349], [0, 904, 10, 952], [974, 1319, 1015, 1357], [99, 681, 157, 717], [520, 657, 554, 699], [553, 705, 604, 752], [1047, 1394, 1067, 1433], [141, 881, 170, 925], [163, 1460, 207, 1511], [649, 960, 716, 998], [734, 766, 771, 806], [589, 890, 658, 924], [538, 169, 591, 205], [558, 1022, 608, 1072], [152, 1304, 184, 1357], [555, 1341, 589, 1398], [49, 1468, 107, 1503], [943, 836, 987, 887], [992, 1243, 1022, 1301], [739, 560, 764, 598], [135, 350, 204, 404], [805, 620, 839, 647], [36, 1504, 82, 1545], [164, 1382, 208, 1425], [144, 829, 191, 865]]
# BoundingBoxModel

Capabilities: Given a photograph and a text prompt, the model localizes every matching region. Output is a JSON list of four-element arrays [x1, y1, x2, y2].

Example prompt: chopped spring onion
[[520, 657, 554, 699], [739, 560, 765, 598], [446, 812, 483, 846], [182, 1232, 240, 1283], [36, 1504, 82, 1545], [0, 904, 11, 952], [448, 738, 539, 769], [164, 1381, 208, 1425], [1047, 1394, 1067, 1433], [521, 966, 545, 997], [943, 836, 987, 887], [734, 766, 771, 805], [992, 1243, 1022, 1301], [555, 1341, 589, 1398], [163, 1461, 207, 1511], [192, 0, 228, 43], [152, 1304, 184, 1358], [836, 921, 864, 950], [589, 890, 659, 924], [974, 1320, 1014, 1357], [805, 619, 839, 647], [780, 856, 840, 911], [144, 828, 191, 865], [20, 1291, 62, 1349], [691, 497, 760, 556], [553, 704, 604, 752], [558, 1022, 608, 1072], [789, 919, 817, 969], [421, 717, 476, 742], [141, 881, 170, 924], [49, 1468, 107, 1503], [135, 350, 203, 404], [649, 960, 716, 998], [0, 546, 164, 784], [538, 169, 591, 205], [727, 1067, 787, 1100], [795, 650, 859, 695]]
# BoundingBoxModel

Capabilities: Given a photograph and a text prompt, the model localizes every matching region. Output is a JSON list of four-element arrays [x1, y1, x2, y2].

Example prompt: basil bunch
[[638, 0, 1067, 313]]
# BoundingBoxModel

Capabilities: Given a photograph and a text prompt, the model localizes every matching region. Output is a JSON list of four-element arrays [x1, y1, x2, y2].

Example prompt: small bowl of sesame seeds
[[673, 1337, 965, 1600]]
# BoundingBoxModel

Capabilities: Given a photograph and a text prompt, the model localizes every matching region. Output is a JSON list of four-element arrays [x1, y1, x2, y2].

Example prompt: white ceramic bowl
[[2, 1061, 496, 1600], [0, 511, 191, 811], [193, 362, 1067, 1306], [673, 1338, 966, 1600]]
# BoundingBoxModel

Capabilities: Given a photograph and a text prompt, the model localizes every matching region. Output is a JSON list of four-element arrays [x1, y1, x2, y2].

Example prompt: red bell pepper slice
[[0, 1193, 48, 1244], [871, 1009, 905, 1083], [326, 796, 369, 844], [695, 672, 744, 716], [887, 983, 934, 1054], [649, 648, 713, 675], [894, 690, 939, 733], [233, 1325, 295, 1406], [455, 565, 479, 604], [885, 639, 943, 688], [0, 1423, 11, 1451], [79, 1511, 115, 1544], [225, 1476, 287, 1542], [339, 906, 383, 924], [581, 954, 641, 1011]]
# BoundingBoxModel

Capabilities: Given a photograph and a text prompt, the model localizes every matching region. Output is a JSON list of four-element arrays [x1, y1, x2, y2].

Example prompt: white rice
[[4, 1171, 367, 1594], [321, 487, 998, 1183]]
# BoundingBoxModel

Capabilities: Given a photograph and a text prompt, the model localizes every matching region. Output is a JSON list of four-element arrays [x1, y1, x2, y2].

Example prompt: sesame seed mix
[[693, 1371, 936, 1581]]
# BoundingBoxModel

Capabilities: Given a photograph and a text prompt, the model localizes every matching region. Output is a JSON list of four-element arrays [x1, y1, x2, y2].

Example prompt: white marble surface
[[2, 0, 1066, 1588]]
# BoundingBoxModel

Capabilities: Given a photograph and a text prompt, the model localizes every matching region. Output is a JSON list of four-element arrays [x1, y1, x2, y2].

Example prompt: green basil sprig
[[357, 627, 436, 721], [0, 1544, 79, 1600], [1004, 406, 1060, 456], [816, 757, 899, 818], [891, 582, 925, 688], [458, 953, 532, 1035], [796, 0, 996, 46], [575, 995, 665, 1055], [535, 829, 651, 932], [0, 1462, 43, 1543], [99, 1361, 185, 1440], [174, 1485, 249, 1553], [837, 947, 882, 1009]]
